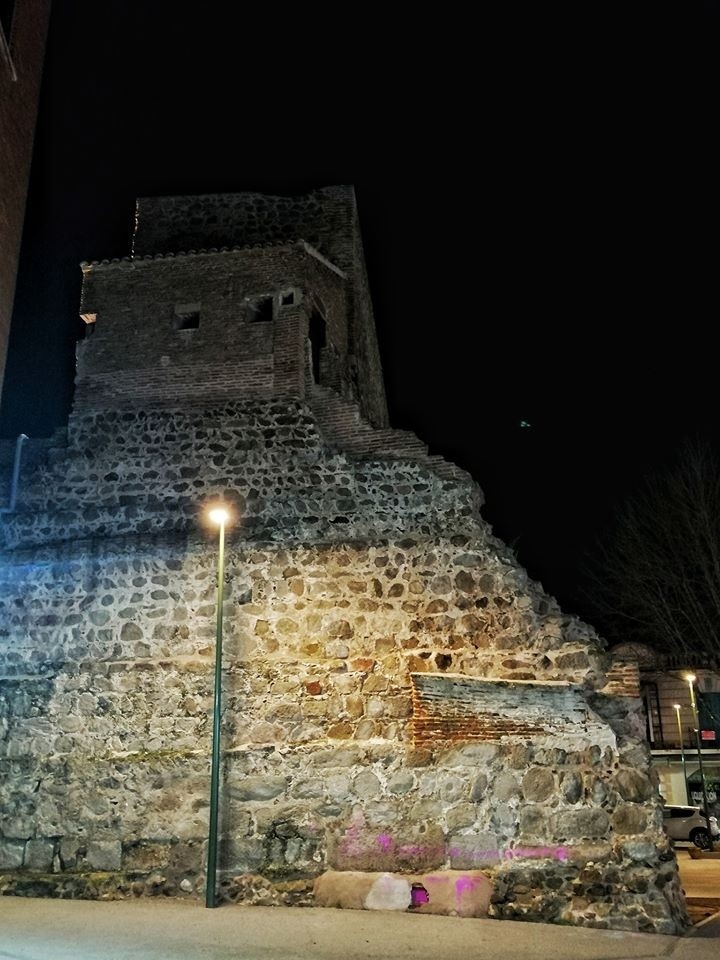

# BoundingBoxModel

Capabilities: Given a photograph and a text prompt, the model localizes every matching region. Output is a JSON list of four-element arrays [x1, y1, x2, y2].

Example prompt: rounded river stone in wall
[[522, 768, 555, 802]]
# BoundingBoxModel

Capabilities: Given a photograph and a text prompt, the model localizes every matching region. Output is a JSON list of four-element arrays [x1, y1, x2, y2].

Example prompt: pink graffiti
[[397, 844, 423, 857], [342, 826, 569, 865], [338, 810, 368, 856], [455, 874, 476, 897], [376, 833, 394, 852]]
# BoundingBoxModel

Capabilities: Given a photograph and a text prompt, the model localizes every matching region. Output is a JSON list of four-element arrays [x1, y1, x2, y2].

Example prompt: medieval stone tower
[[0, 187, 686, 932]]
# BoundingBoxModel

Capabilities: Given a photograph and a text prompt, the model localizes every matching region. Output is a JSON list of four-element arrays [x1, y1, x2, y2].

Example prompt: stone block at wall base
[[313, 869, 492, 917]]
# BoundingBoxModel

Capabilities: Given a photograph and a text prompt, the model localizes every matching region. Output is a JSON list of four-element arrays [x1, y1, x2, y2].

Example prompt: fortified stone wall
[[0, 399, 687, 932], [0, 188, 688, 933]]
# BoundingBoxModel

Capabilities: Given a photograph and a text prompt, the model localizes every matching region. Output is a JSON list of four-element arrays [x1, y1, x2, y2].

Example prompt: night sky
[[1, 2, 719, 629]]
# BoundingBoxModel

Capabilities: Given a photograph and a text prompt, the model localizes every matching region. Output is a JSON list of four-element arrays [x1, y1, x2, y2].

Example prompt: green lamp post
[[673, 703, 689, 804], [206, 505, 230, 907]]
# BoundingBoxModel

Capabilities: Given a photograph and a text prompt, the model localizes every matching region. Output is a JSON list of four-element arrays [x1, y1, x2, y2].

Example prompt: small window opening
[[176, 312, 200, 330], [281, 291, 295, 306], [174, 303, 201, 330], [309, 311, 326, 384], [248, 296, 273, 323]]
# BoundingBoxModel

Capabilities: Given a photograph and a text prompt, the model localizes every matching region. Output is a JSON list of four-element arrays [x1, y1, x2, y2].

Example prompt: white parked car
[[662, 804, 720, 849]]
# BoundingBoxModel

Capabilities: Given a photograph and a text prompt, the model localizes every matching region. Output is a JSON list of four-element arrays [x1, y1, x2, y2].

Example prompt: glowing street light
[[206, 505, 231, 907], [673, 704, 689, 804], [685, 673, 714, 850], [208, 507, 230, 526]]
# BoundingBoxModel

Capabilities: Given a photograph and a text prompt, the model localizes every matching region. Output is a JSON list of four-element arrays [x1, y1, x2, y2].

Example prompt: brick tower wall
[[130, 187, 388, 428], [75, 245, 347, 412]]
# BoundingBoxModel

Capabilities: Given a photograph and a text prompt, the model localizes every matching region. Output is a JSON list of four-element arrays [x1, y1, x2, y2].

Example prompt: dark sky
[[2, 2, 719, 626]]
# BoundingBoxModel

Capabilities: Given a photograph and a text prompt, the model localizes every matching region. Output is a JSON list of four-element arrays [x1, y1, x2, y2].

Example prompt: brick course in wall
[[600, 659, 641, 699], [410, 675, 615, 749]]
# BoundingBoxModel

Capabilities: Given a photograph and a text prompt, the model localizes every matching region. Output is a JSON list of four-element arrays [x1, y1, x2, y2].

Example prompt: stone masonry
[[0, 187, 687, 932]]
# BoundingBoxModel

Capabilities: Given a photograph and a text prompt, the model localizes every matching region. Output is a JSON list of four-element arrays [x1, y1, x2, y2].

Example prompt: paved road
[[0, 851, 716, 960], [0, 896, 719, 960]]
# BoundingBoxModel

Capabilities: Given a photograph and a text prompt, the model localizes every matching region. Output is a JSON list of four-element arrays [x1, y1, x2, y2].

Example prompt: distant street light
[[685, 673, 714, 851], [206, 505, 231, 907], [673, 704, 689, 804]]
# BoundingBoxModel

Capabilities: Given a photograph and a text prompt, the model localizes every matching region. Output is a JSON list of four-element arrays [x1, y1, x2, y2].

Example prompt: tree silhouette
[[584, 438, 720, 663]]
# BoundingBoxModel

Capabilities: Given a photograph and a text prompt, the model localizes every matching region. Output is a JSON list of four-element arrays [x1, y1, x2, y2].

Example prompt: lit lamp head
[[673, 703, 682, 712], [208, 506, 230, 527], [685, 673, 696, 685]]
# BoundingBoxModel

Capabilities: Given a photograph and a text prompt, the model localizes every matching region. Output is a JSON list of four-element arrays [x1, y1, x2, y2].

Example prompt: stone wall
[[0, 399, 687, 932], [132, 189, 354, 265], [0, 187, 688, 933]]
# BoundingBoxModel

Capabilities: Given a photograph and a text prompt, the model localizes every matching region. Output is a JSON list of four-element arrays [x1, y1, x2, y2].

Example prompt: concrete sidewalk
[[0, 897, 718, 960]]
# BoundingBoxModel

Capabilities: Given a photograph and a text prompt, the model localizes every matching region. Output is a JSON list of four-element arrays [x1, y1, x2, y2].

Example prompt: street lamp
[[685, 673, 714, 851], [673, 704, 689, 804], [206, 505, 230, 907]]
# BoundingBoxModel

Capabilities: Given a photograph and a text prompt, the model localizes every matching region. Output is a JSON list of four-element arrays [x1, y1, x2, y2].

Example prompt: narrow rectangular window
[[248, 296, 273, 323], [174, 302, 201, 330]]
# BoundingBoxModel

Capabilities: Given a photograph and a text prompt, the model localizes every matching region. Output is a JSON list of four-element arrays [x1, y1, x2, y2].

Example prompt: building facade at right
[[611, 643, 720, 815]]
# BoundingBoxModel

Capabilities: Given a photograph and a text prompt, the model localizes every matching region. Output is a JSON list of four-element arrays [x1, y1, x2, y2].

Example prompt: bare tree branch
[[583, 438, 720, 663]]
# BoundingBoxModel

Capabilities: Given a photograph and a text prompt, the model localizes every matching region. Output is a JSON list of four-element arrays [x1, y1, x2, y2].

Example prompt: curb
[[684, 908, 720, 937]]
